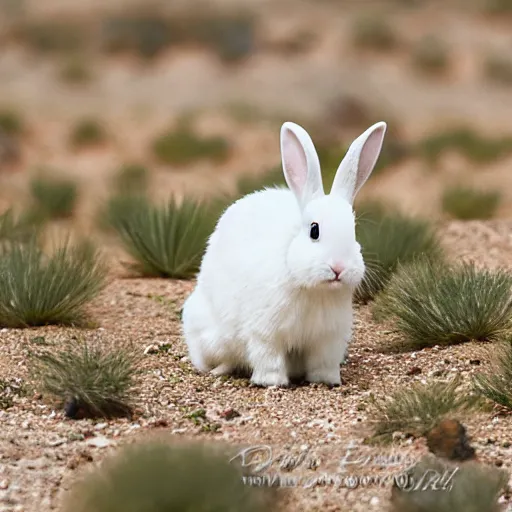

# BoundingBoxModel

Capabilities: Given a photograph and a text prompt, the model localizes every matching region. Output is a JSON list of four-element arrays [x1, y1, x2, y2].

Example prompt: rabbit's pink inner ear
[[281, 129, 308, 197]]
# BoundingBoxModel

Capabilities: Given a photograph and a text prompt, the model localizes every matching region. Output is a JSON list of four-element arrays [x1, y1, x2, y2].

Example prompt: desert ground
[[2, 0, 512, 511]]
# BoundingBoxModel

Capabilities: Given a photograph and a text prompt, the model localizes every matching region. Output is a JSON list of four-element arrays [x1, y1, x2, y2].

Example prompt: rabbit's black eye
[[310, 222, 319, 240]]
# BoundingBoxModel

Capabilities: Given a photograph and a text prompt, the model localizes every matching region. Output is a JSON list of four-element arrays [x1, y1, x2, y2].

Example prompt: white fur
[[182, 121, 387, 387]]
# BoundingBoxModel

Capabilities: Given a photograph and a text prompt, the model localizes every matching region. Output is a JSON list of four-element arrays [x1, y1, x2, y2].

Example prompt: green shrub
[[113, 163, 149, 194], [31, 338, 139, 419], [355, 212, 442, 303], [71, 119, 106, 148], [411, 35, 449, 75], [474, 337, 512, 410], [370, 376, 479, 441], [101, 15, 173, 59], [107, 195, 217, 278], [152, 128, 230, 166], [390, 455, 508, 512], [418, 128, 512, 165], [351, 14, 398, 51], [61, 440, 280, 512], [441, 186, 501, 220], [483, 53, 512, 85], [0, 239, 107, 327], [0, 109, 23, 136], [30, 175, 78, 219], [373, 257, 512, 349]]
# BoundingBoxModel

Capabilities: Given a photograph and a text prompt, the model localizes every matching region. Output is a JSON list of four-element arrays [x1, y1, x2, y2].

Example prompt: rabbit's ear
[[330, 122, 387, 204], [280, 122, 324, 207]]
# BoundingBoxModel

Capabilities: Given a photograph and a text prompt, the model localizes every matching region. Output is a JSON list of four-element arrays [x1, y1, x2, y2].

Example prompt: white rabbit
[[182, 120, 387, 387]]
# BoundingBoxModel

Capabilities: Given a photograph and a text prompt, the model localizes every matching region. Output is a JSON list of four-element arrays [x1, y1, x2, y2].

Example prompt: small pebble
[[0, 480, 8, 490]]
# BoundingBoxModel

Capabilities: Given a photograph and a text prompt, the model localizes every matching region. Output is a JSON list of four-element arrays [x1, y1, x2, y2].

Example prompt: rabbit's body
[[182, 120, 387, 387], [183, 188, 354, 386]]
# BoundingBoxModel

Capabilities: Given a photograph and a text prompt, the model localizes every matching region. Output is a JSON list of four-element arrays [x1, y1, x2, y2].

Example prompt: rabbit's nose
[[330, 264, 345, 279]]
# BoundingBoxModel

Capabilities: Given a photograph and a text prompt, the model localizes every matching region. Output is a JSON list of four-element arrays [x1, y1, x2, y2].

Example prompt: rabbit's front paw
[[251, 368, 289, 387], [306, 367, 341, 386]]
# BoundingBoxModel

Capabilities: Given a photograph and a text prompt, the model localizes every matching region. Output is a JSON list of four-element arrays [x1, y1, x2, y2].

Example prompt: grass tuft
[[473, 337, 512, 410], [107, 195, 217, 278], [411, 35, 449, 75], [355, 212, 442, 304], [70, 119, 106, 148], [62, 439, 280, 512], [373, 257, 512, 349], [30, 175, 78, 219], [369, 376, 480, 441], [31, 338, 139, 419], [390, 454, 508, 512], [0, 239, 108, 327], [152, 128, 230, 166], [351, 14, 398, 51], [441, 185, 501, 220]]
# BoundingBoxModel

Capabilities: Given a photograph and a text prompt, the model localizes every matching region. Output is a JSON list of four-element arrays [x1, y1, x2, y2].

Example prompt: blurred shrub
[[0, 110, 22, 136], [390, 455, 508, 512], [351, 14, 398, 51], [369, 376, 479, 441], [71, 119, 106, 148], [113, 164, 149, 195], [441, 185, 501, 220], [473, 337, 512, 411], [62, 440, 281, 512], [411, 35, 450, 75], [101, 15, 172, 59], [107, 195, 217, 278], [100, 10, 256, 63], [0, 239, 107, 327], [373, 257, 512, 349], [0, 208, 39, 243], [480, 0, 512, 14], [30, 175, 78, 219], [235, 166, 284, 197], [355, 212, 442, 304], [59, 56, 93, 85], [418, 128, 512, 165], [152, 128, 230, 166], [483, 53, 512, 85], [17, 20, 87, 54], [31, 338, 138, 419]]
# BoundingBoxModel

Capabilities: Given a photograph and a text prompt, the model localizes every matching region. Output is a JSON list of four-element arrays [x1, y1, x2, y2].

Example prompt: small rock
[[426, 419, 476, 462], [85, 435, 112, 448], [94, 422, 108, 431], [503, 441, 511, 448], [48, 438, 67, 447], [495, 459, 504, 467], [370, 497, 379, 506], [144, 344, 159, 355], [0, 480, 8, 490], [220, 408, 240, 421], [406, 366, 422, 376]]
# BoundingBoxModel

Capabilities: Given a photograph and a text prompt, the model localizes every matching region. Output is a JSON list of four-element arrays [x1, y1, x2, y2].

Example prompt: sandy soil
[[0, 219, 512, 512]]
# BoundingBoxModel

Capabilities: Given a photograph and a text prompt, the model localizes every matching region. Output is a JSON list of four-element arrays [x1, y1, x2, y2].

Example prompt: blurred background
[[1, 0, 512, 236]]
